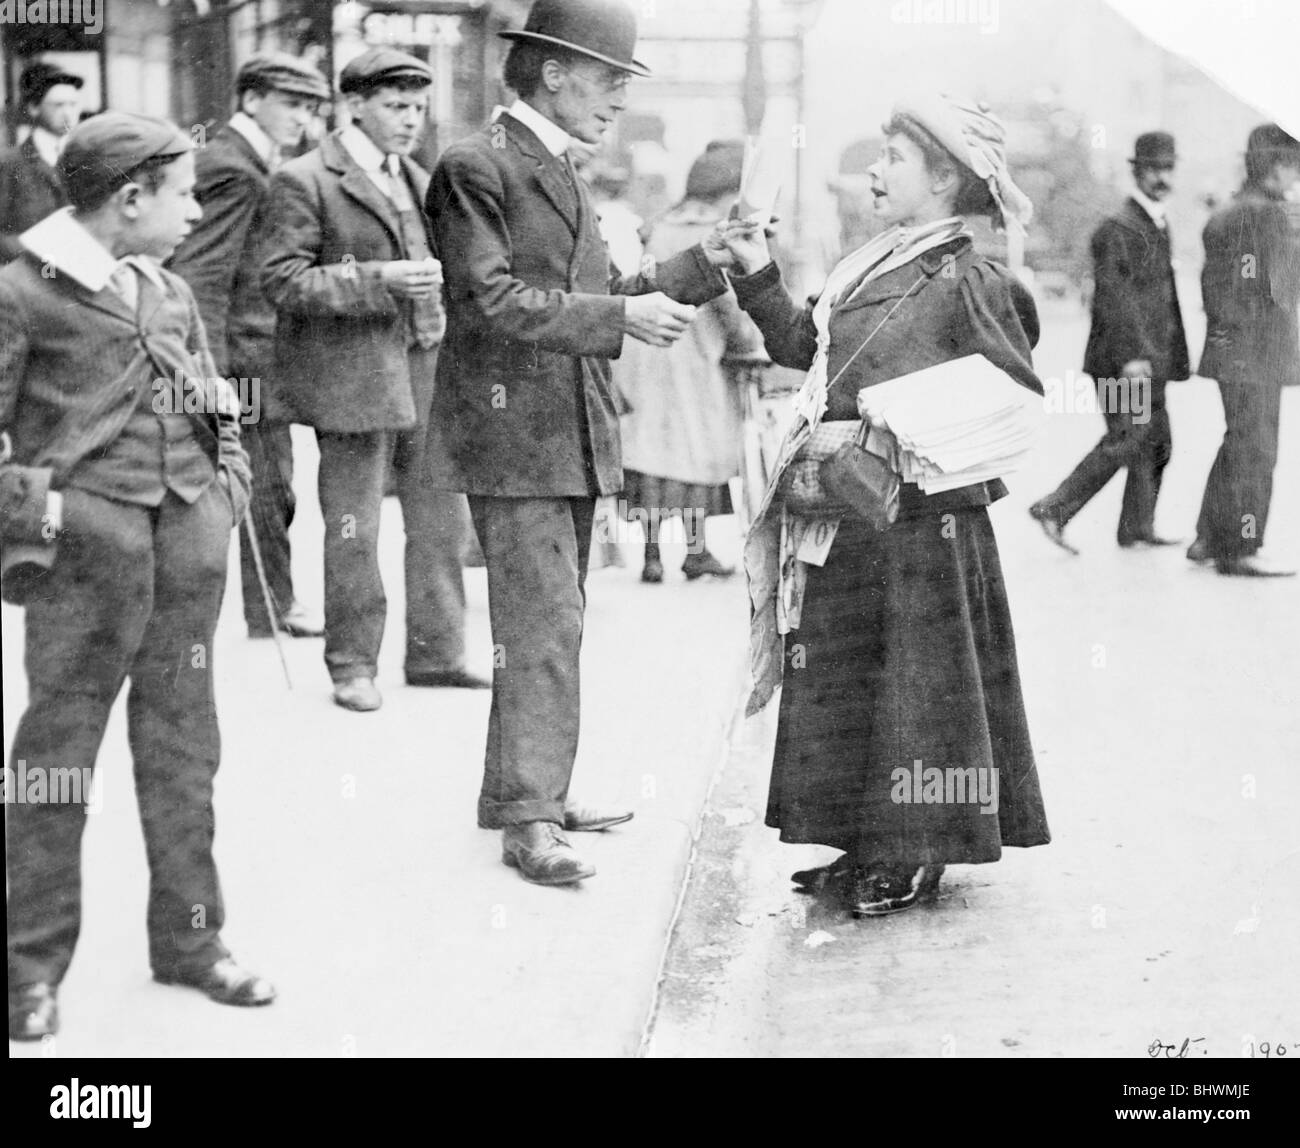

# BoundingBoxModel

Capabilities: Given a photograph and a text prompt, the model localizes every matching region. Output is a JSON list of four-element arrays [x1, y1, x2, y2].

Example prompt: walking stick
[[243, 513, 293, 689]]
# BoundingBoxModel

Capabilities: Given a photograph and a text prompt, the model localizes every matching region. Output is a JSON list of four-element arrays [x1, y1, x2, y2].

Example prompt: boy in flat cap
[[426, 0, 731, 885], [0, 61, 84, 263], [2, 112, 273, 1042], [261, 47, 484, 712], [170, 52, 330, 641], [1030, 131, 1190, 553]]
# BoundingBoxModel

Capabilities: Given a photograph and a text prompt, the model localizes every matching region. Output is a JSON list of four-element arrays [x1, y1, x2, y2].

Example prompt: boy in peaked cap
[[0, 61, 85, 262], [169, 52, 331, 641], [260, 47, 485, 713], [1, 111, 274, 1042]]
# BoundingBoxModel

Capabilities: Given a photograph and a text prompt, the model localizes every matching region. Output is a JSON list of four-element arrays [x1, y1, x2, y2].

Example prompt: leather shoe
[[405, 668, 491, 689], [1028, 502, 1079, 555], [1186, 537, 1213, 563], [154, 957, 276, 1006], [333, 676, 382, 711], [1119, 533, 1182, 548], [1216, 554, 1296, 577], [681, 550, 735, 580], [791, 856, 851, 890], [249, 601, 324, 639], [278, 601, 324, 637], [563, 802, 633, 832], [502, 822, 595, 885], [9, 982, 58, 1041]]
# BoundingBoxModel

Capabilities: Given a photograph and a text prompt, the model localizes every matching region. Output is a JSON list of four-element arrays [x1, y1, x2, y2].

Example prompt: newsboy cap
[[338, 48, 433, 95], [500, 0, 650, 77], [58, 111, 193, 209], [1129, 131, 1177, 167], [236, 52, 331, 100], [20, 61, 84, 106]]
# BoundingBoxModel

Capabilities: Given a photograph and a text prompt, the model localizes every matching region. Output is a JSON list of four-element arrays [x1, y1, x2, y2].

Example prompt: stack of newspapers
[[857, 354, 1042, 493]]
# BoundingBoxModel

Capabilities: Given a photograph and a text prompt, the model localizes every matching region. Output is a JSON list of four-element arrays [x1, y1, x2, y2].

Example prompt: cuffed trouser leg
[[468, 496, 594, 827]]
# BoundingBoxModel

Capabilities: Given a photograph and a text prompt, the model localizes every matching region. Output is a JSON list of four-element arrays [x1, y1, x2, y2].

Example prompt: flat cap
[[236, 52, 331, 100], [338, 47, 432, 94], [58, 111, 193, 208], [20, 61, 84, 105]]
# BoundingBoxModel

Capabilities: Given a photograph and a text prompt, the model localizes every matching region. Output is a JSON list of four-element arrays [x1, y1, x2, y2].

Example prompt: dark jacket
[[259, 132, 441, 433], [732, 237, 1042, 519], [424, 111, 727, 497], [0, 136, 68, 263], [1198, 186, 1300, 387], [1082, 197, 1190, 385], [0, 251, 251, 546], [168, 124, 287, 417]]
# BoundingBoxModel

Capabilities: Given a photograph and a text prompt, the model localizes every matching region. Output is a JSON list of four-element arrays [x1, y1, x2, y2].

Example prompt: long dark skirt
[[768, 505, 1050, 865]]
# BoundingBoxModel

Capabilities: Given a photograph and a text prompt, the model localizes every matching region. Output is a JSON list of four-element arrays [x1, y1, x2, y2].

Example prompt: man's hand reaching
[[624, 292, 697, 347]]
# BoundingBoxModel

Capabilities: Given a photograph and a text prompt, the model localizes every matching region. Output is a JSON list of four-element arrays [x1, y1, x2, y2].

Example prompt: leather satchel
[[820, 427, 899, 532], [778, 419, 861, 519]]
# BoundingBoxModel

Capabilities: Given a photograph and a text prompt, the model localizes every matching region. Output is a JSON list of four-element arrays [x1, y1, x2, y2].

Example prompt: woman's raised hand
[[703, 217, 772, 276]]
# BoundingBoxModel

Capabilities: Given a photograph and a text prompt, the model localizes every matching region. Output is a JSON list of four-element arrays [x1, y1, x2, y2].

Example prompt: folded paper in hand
[[857, 354, 1042, 493]]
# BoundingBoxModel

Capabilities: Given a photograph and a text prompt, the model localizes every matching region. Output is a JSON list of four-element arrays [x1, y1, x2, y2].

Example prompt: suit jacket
[[0, 251, 251, 548], [260, 132, 440, 433], [1198, 187, 1300, 387], [0, 136, 68, 263], [168, 124, 288, 418], [1082, 197, 1190, 385], [425, 111, 727, 497]]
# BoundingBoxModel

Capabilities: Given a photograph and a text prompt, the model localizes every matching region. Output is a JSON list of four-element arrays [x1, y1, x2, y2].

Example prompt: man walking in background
[[1188, 124, 1300, 577], [261, 48, 485, 712], [170, 53, 330, 639], [0, 62, 84, 263], [1029, 131, 1189, 553]]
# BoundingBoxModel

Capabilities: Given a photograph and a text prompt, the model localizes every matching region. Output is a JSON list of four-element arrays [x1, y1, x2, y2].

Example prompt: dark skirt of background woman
[[768, 500, 1051, 865], [620, 470, 733, 532]]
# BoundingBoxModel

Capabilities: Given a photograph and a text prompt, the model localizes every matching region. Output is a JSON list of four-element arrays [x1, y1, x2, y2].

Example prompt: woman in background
[[618, 140, 766, 582]]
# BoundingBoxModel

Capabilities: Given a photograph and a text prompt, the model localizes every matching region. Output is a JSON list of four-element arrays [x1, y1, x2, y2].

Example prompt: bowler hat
[[20, 61, 84, 107], [1130, 131, 1177, 168], [338, 48, 433, 95], [500, 0, 650, 78], [236, 52, 331, 101]]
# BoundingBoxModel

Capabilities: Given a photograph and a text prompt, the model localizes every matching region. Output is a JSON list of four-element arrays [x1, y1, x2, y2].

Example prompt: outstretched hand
[[624, 292, 697, 347], [704, 218, 772, 276]]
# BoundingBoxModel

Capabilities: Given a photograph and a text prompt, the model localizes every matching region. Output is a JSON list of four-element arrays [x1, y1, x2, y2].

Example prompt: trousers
[[238, 420, 296, 632], [6, 485, 233, 986], [1195, 377, 1283, 560], [468, 496, 595, 827], [316, 418, 470, 682], [1038, 383, 1172, 543]]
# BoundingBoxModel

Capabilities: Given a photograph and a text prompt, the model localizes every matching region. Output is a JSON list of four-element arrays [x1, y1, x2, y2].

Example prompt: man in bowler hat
[[261, 48, 486, 712], [170, 52, 331, 640], [1029, 131, 1189, 553], [426, 0, 733, 885], [2, 112, 273, 1041], [0, 62, 84, 263], [1187, 124, 1300, 576]]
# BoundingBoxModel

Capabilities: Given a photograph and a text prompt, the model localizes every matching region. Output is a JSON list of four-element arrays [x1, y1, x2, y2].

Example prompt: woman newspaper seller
[[715, 93, 1052, 917]]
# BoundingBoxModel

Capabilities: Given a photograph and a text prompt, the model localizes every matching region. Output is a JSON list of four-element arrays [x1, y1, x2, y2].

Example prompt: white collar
[[1131, 187, 1166, 225], [19, 207, 167, 294], [338, 124, 392, 174], [29, 125, 65, 167], [228, 112, 279, 168], [501, 98, 572, 158]]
